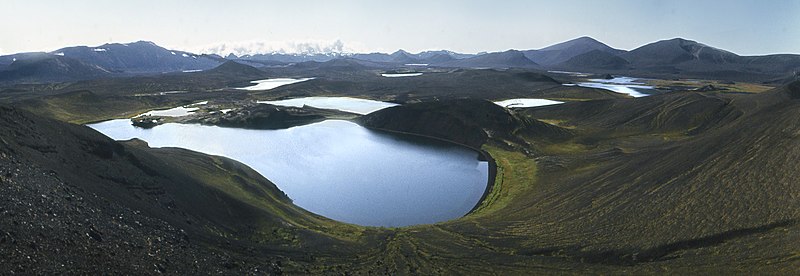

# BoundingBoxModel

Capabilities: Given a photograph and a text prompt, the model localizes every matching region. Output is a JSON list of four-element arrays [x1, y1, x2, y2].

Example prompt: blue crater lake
[[88, 119, 489, 227]]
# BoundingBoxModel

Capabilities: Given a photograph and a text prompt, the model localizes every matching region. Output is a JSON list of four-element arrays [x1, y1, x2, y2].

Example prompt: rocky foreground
[[0, 152, 282, 274], [0, 106, 309, 274]]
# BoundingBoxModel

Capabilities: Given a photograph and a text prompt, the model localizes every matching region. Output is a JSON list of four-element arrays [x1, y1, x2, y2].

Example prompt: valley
[[1, 34, 798, 274]]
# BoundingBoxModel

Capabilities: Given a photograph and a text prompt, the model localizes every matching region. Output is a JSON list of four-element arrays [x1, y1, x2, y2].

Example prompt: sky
[[1, 0, 798, 56]]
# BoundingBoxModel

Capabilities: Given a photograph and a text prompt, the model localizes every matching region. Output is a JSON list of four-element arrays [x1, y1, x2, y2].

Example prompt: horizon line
[[3, 36, 799, 57]]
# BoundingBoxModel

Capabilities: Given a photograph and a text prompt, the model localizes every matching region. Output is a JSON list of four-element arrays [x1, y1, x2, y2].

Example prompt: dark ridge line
[[521, 219, 796, 266], [633, 219, 796, 264]]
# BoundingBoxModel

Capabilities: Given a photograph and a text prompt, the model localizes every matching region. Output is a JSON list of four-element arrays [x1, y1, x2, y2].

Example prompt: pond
[[137, 101, 207, 117], [494, 98, 564, 108], [565, 76, 654, 97], [257, 96, 399, 115], [237, 78, 315, 90], [87, 119, 489, 227], [381, 73, 423, 78]]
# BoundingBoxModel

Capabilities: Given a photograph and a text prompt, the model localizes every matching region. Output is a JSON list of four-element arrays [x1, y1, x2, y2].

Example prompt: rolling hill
[[436, 50, 539, 68], [0, 54, 111, 83], [557, 49, 630, 70], [0, 105, 369, 273], [50, 41, 221, 74], [524, 36, 626, 66], [620, 38, 742, 66]]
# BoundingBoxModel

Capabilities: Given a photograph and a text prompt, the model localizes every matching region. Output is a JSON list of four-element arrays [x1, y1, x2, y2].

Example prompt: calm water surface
[[88, 119, 488, 227], [237, 78, 314, 90], [381, 73, 423, 77], [494, 98, 564, 108], [565, 76, 654, 97], [257, 97, 398, 115]]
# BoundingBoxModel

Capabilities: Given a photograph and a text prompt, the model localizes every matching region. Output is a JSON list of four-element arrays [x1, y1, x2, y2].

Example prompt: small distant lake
[[257, 97, 399, 115], [237, 78, 314, 91], [494, 98, 564, 108], [565, 76, 654, 97], [547, 70, 591, 77], [87, 119, 488, 227], [381, 73, 423, 78], [138, 101, 207, 117]]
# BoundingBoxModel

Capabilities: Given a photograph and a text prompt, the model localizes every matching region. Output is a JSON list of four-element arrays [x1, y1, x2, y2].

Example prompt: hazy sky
[[1, 0, 798, 56]]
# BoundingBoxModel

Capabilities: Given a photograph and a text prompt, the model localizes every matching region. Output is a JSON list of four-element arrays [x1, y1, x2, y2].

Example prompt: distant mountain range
[[1, 37, 799, 84]]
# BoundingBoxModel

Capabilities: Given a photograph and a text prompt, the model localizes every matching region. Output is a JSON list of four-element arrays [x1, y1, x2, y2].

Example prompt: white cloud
[[191, 39, 367, 56]]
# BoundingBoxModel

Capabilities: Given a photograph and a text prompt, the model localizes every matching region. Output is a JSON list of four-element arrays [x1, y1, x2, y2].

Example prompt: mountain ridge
[[524, 36, 626, 66], [2, 37, 800, 84]]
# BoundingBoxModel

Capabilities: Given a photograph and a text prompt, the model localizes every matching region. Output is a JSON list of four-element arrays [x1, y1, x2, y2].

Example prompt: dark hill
[[319, 58, 375, 68], [744, 54, 800, 73], [523, 91, 740, 136], [350, 52, 393, 63], [205, 60, 266, 78], [389, 50, 421, 64], [436, 50, 539, 68], [0, 105, 355, 273], [514, 81, 800, 255], [621, 38, 742, 66], [291, 57, 386, 70], [416, 50, 475, 59], [558, 49, 630, 70], [44, 61, 270, 97], [242, 53, 338, 63], [357, 99, 570, 148], [51, 41, 221, 73], [524, 36, 625, 65], [539, 36, 622, 52], [607, 38, 800, 82], [262, 68, 576, 102], [0, 52, 52, 68], [420, 53, 455, 63], [0, 54, 110, 83], [352, 50, 470, 64]]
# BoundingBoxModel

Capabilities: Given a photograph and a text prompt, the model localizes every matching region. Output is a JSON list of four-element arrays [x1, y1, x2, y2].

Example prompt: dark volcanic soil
[[0, 105, 317, 274], [2, 78, 800, 274], [0, 152, 281, 274], [357, 98, 571, 150], [190, 103, 359, 129]]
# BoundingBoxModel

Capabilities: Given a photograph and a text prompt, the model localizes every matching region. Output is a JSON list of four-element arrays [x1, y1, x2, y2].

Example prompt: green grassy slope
[[2, 74, 799, 273]]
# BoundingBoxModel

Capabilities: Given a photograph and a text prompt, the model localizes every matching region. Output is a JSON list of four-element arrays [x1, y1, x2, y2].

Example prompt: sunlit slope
[[346, 83, 800, 273]]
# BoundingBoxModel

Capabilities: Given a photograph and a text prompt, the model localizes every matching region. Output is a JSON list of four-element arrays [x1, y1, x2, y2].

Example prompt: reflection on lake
[[87, 119, 488, 227]]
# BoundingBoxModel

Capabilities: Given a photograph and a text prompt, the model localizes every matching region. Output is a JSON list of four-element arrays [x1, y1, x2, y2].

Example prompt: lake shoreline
[[89, 118, 489, 227], [358, 125, 498, 219]]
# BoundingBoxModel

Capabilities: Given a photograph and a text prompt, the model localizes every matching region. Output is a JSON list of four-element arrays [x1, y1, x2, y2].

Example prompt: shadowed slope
[[0, 105, 367, 273]]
